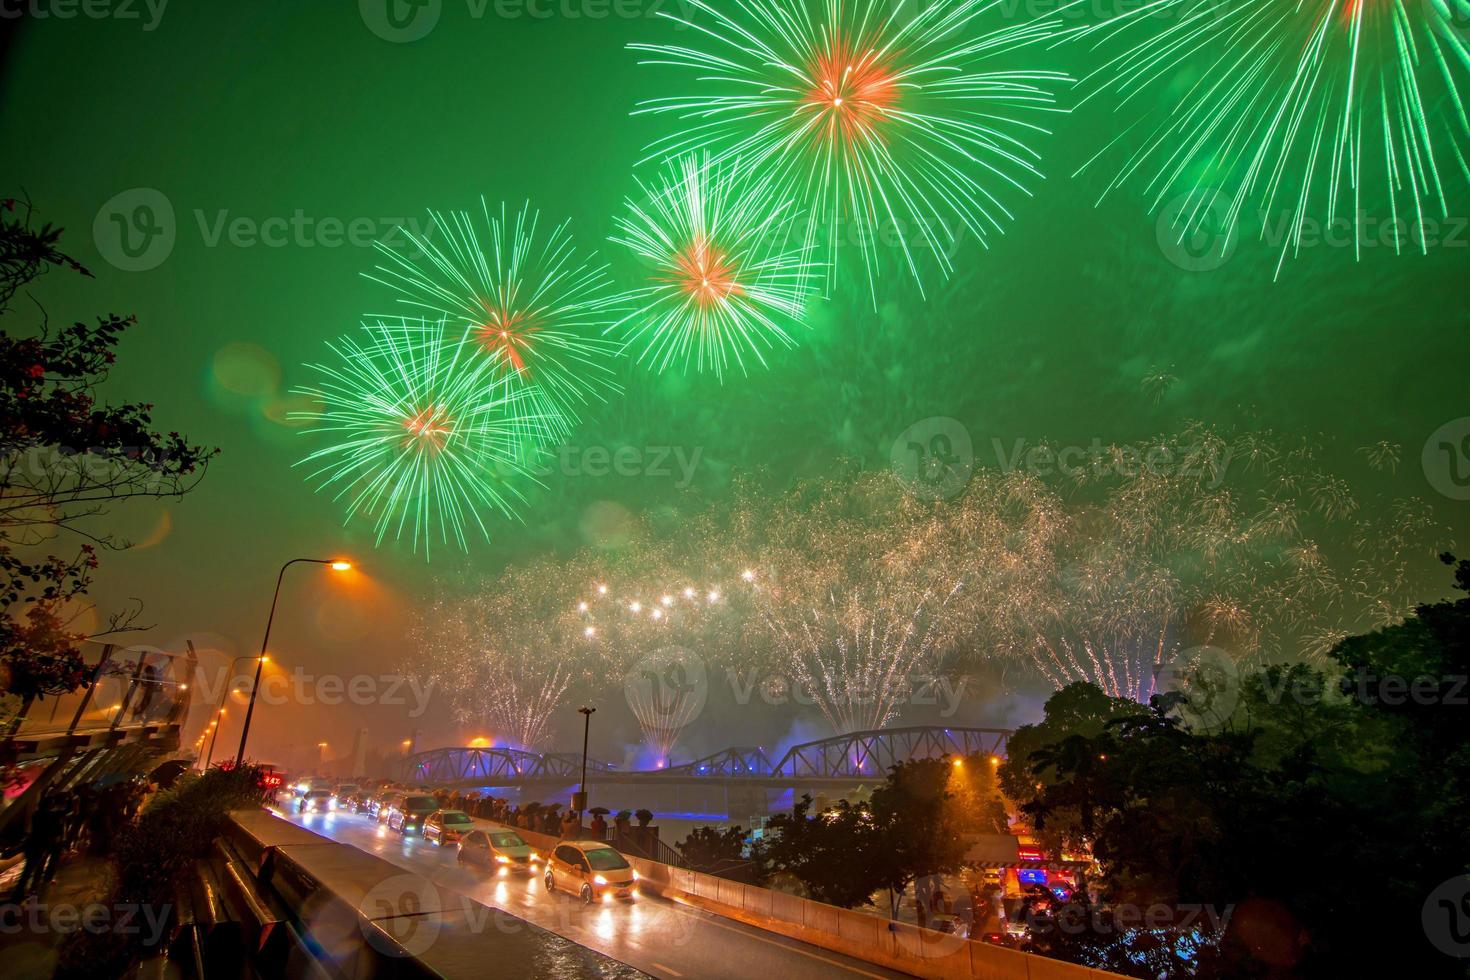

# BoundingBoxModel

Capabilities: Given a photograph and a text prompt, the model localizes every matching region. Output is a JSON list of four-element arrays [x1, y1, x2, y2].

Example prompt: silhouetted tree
[[0, 199, 216, 713]]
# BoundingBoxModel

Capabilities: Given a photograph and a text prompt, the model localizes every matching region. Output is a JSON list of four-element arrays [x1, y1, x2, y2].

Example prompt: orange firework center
[[803, 41, 899, 140], [402, 403, 453, 451], [474, 301, 538, 373], [670, 236, 743, 305]]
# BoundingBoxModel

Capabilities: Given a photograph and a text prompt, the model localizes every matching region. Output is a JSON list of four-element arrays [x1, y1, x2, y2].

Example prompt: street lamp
[[573, 706, 595, 815], [233, 557, 352, 767]]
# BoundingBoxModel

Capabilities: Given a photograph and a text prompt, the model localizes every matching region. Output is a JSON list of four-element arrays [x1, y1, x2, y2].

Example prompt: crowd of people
[[414, 788, 649, 842], [9, 778, 151, 899]]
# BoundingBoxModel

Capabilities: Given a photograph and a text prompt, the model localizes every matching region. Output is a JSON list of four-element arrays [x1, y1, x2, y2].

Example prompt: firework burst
[[610, 154, 822, 379], [367, 201, 626, 445], [292, 318, 536, 558], [631, 0, 1071, 295], [1070, 0, 1470, 275], [408, 560, 601, 749], [572, 545, 749, 763]]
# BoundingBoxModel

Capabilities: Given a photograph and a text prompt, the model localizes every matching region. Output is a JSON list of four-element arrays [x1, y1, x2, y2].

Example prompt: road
[[280, 807, 914, 980]]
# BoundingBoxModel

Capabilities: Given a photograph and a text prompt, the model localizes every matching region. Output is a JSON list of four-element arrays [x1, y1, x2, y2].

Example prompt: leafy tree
[[997, 681, 1146, 853], [1005, 556, 1470, 978], [756, 795, 881, 908], [756, 757, 994, 915], [0, 199, 216, 713], [680, 825, 749, 873], [865, 757, 975, 917]]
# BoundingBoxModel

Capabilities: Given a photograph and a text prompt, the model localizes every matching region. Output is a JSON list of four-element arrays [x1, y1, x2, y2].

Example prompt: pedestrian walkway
[[0, 854, 116, 980]]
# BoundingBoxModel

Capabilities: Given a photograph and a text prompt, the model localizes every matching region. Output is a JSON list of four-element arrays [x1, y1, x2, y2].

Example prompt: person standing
[[14, 796, 65, 897]]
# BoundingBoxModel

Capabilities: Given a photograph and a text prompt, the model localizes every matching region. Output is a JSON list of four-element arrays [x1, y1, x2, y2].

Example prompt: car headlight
[[631, 870, 639, 881], [528, 851, 538, 861], [495, 855, 510, 864], [593, 874, 607, 886]]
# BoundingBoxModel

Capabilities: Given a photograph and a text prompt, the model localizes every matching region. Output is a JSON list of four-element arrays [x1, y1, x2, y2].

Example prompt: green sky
[[1, 3, 1466, 770]]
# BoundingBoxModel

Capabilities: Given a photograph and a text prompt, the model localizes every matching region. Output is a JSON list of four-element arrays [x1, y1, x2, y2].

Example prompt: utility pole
[[572, 706, 595, 815]]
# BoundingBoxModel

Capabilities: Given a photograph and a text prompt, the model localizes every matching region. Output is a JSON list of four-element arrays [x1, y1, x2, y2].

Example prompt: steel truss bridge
[[392, 726, 1013, 790]]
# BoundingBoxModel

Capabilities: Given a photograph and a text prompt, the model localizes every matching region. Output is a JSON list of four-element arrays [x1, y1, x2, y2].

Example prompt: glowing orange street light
[[234, 558, 355, 767]]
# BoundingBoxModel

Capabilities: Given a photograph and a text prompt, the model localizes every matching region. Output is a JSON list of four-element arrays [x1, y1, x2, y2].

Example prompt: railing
[[2, 640, 195, 741], [471, 817, 1123, 980]]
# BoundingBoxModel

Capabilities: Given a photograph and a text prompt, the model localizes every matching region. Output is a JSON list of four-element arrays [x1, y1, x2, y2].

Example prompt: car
[[423, 810, 476, 846], [543, 841, 638, 904], [929, 913, 970, 939], [333, 784, 360, 808], [458, 828, 539, 873], [298, 788, 334, 814], [388, 795, 439, 835], [377, 792, 406, 824]]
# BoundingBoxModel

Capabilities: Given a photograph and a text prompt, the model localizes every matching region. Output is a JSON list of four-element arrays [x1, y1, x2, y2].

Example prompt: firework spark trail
[[768, 578, 966, 732], [984, 425, 1452, 699], [408, 560, 604, 749], [573, 548, 750, 762], [292, 317, 537, 559], [631, 0, 1073, 297], [611, 153, 822, 379], [367, 200, 626, 446], [1066, 0, 1470, 275], [695, 470, 1061, 733]]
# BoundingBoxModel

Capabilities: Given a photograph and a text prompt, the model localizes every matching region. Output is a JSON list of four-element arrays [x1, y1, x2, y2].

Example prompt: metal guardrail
[[0, 641, 196, 840]]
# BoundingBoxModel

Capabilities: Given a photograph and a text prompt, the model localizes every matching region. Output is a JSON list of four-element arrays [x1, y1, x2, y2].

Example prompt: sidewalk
[[0, 853, 117, 980]]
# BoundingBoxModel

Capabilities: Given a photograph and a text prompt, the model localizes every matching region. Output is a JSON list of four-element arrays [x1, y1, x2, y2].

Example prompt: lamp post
[[199, 654, 263, 771], [233, 557, 351, 767], [572, 706, 595, 814]]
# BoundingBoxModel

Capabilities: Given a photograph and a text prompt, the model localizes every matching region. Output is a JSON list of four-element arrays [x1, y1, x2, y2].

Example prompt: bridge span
[[391, 725, 1014, 791]]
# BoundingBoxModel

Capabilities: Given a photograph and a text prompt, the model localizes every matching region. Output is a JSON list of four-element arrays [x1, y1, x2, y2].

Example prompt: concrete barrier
[[476, 818, 1120, 980]]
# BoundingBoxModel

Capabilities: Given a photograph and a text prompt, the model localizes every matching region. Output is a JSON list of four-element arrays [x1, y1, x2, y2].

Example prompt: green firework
[[610, 154, 822, 379], [367, 201, 626, 445], [292, 317, 539, 559], [1070, 0, 1470, 275], [630, 0, 1072, 297]]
